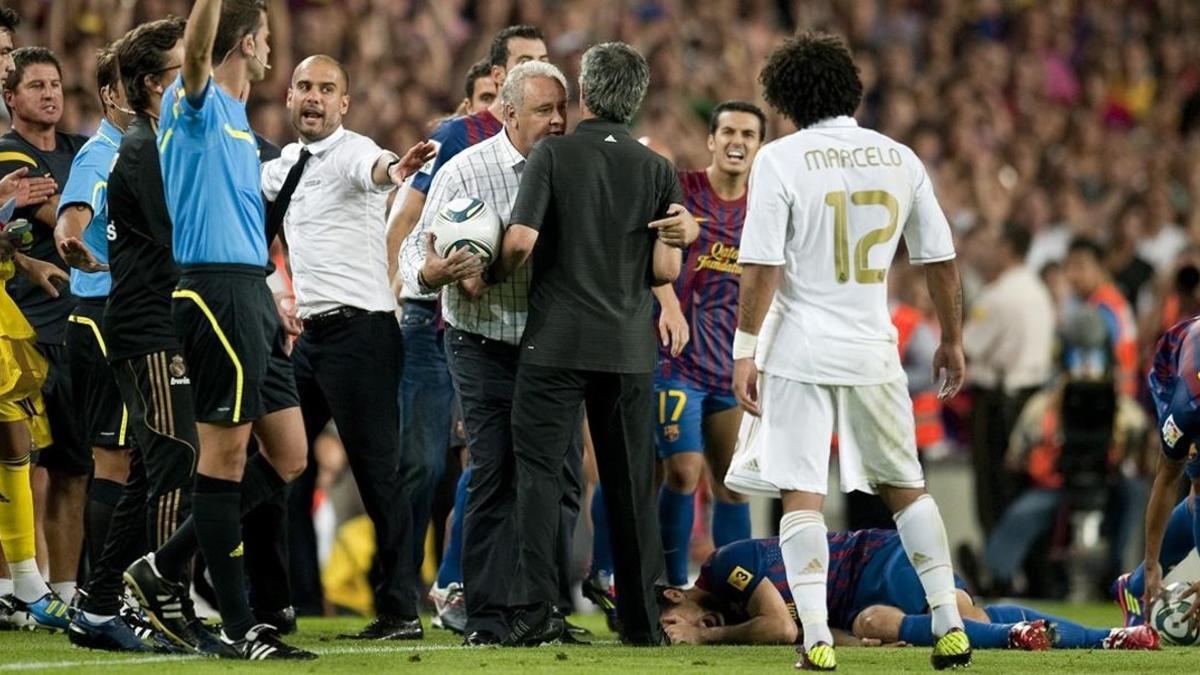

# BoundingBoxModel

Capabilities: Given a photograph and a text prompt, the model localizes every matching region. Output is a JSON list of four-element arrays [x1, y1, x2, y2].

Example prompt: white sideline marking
[[0, 639, 619, 670]]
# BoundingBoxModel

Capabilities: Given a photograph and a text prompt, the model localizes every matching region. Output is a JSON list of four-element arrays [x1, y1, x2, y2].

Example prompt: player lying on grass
[[656, 530, 1158, 651], [1113, 316, 1200, 627]]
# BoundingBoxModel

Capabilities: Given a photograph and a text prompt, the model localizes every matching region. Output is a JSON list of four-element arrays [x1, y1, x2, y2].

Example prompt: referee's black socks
[[85, 478, 123, 566], [193, 473, 256, 640]]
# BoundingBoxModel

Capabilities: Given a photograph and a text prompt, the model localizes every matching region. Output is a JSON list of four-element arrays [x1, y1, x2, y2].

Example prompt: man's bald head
[[292, 54, 349, 93]]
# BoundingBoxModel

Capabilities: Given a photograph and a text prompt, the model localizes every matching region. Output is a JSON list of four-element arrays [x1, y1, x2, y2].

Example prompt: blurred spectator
[[1064, 237, 1140, 397], [963, 224, 1056, 535]]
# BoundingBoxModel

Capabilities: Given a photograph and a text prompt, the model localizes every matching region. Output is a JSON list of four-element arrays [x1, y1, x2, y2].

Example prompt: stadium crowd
[[0, 0, 1197, 665]]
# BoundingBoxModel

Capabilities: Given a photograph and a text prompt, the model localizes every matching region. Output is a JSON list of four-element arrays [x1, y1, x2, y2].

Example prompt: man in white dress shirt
[[398, 60, 572, 646], [260, 54, 433, 641]]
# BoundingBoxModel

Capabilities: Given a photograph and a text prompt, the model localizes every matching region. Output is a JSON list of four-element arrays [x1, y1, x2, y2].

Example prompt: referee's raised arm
[[182, 0, 221, 102]]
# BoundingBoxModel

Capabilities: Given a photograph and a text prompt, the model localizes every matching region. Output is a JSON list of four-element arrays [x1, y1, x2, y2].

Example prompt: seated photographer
[[981, 308, 1148, 595]]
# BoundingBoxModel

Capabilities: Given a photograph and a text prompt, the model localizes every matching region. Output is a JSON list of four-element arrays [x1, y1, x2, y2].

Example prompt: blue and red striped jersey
[[410, 108, 503, 195], [657, 169, 746, 393], [695, 530, 897, 630], [1151, 317, 1200, 409]]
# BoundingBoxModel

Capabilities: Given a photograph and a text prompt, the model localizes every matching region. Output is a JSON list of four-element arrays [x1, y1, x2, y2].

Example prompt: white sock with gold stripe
[[780, 509, 832, 650]]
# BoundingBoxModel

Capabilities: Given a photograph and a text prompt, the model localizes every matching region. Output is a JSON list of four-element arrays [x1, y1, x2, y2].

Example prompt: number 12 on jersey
[[825, 189, 899, 285]]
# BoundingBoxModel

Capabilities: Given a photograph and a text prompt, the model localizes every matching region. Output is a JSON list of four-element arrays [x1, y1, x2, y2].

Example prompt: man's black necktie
[[266, 147, 311, 243]]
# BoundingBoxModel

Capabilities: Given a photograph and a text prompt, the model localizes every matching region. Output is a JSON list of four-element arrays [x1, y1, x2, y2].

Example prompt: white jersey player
[[729, 32, 972, 671]]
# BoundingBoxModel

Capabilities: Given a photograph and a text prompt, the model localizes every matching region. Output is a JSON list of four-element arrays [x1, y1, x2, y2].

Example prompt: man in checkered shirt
[[398, 60, 577, 646]]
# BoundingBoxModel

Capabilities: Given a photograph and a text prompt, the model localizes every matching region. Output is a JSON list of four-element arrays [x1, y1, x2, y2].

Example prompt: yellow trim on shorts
[[171, 289, 243, 423], [68, 314, 129, 446]]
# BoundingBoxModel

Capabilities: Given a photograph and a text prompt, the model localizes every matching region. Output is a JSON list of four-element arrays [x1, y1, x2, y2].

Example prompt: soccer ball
[[1150, 582, 1200, 646], [430, 197, 503, 265]]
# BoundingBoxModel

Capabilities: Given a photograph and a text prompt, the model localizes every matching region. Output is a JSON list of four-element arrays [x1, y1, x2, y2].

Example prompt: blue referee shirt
[[158, 75, 266, 267], [56, 118, 122, 298]]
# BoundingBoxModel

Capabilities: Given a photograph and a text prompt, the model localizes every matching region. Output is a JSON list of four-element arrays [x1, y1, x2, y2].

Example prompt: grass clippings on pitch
[[0, 602, 1194, 673]]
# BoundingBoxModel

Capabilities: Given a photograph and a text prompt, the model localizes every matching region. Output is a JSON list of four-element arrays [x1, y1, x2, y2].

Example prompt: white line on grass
[[0, 639, 620, 671]]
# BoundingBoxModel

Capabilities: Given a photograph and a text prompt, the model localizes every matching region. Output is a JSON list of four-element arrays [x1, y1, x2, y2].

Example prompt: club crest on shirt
[[727, 565, 753, 591], [664, 424, 680, 442], [1163, 414, 1183, 449]]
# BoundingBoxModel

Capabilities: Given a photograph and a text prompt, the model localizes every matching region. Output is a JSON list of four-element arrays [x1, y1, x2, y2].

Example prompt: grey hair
[[579, 42, 649, 124], [500, 60, 569, 110]]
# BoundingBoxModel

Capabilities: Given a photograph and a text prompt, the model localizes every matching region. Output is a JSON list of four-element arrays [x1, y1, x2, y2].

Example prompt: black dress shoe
[[253, 606, 297, 636], [463, 630, 503, 647], [504, 608, 564, 647], [338, 614, 423, 640]]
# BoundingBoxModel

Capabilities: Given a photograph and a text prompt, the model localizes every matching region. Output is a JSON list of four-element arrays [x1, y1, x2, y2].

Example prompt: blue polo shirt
[[158, 74, 266, 267], [57, 118, 122, 298]]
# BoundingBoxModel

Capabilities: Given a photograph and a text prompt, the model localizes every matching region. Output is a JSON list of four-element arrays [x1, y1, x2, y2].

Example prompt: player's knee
[[664, 457, 702, 493], [852, 606, 887, 638], [273, 452, 307, 482]]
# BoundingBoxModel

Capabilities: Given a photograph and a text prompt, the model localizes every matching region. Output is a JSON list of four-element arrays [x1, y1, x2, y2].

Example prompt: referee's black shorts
[[66, 298, 130, 449], [172, 265, 298, 424]]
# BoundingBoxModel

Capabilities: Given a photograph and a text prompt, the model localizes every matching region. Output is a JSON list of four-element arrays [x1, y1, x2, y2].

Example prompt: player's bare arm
[[53, 203, 105, 272], [665, 580, 798, 645], [1142, 452, 1186, 611], [924, 259, 966, 400], [653, 284, 689, 357], [651, 239, 682, 286], [732, 262, 781, 416], [182, 0, 221, 102], [386, 187, 426, 289]]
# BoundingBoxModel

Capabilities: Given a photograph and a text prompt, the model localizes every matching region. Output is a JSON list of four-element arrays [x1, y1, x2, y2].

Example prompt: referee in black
[[492, 42, 698, 646]]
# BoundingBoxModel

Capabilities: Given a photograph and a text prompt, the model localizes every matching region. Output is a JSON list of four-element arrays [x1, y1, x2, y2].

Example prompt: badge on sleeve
[[727, 566, 753, 591], [1163, 414, 1184, 449]]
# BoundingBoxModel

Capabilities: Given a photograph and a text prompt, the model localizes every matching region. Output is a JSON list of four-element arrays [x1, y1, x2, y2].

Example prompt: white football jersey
[[740, 116, 955, 385]]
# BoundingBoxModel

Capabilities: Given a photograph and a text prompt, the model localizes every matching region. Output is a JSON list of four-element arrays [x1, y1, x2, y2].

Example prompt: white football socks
[[780, 509, 833, 649], [0, 577, 12, 597], [50, 581, 76, 605], [10, 558, 50, 604], [894, 494, 963, 637]]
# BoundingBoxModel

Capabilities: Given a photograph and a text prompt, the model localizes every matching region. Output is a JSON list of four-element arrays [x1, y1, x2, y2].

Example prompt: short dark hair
[[708, 100, 766, 139], [759, 31, 863, 129], [5, 46, 61, 92], [1000, 223, 1032, 259], [0, 6, 20, 33], [117, 16, 186, 114], [212, 0, 266, 65], [487, 24, 543, 68], [1067, 236, 1105, 263], [580, 42, 649, 124], [464, 59, 492, 100], [96, 43, 121, 110]]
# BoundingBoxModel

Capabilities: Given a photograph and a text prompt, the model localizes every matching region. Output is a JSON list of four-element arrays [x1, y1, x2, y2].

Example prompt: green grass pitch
[[0, 602, 1194, 673]]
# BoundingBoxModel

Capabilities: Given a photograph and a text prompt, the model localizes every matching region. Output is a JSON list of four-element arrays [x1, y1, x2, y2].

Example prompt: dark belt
[[301, 305, 377, 331]]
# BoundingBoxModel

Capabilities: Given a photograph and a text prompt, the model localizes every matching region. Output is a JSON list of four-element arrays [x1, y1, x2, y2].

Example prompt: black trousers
[[970, 385, 1039, 536], [292, 310, 416, 618], [81, 350, 199, 615], [511, 364, 663, 645], [444, 329, 582, 636]]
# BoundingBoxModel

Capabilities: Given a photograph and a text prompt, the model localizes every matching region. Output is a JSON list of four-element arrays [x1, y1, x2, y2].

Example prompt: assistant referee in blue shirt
[[121, 0, 314, 661]]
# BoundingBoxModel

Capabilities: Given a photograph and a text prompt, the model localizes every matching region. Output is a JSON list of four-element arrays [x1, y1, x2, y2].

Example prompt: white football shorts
[[726, 373, 924, 497]]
